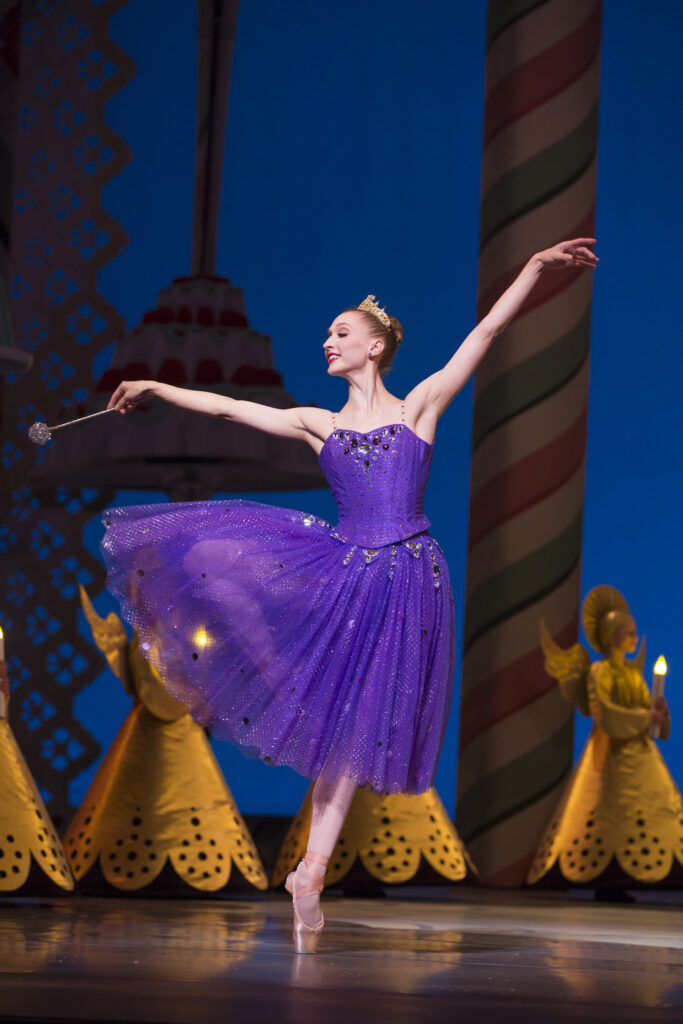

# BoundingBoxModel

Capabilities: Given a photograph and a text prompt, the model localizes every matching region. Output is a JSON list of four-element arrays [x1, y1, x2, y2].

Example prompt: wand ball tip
[[28, 422, 52, 445]]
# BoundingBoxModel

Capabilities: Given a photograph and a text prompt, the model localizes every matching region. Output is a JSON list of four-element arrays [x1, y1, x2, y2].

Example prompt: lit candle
[[650, 655, 667, 739], [0, 624, 4, 662]]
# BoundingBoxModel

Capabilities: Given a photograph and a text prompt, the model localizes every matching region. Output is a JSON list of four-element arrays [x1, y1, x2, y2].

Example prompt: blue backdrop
[[76, 0, 682, 816]]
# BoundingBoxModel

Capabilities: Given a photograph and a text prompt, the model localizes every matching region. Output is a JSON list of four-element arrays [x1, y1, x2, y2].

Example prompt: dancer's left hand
[[535, 238, 599, 270]]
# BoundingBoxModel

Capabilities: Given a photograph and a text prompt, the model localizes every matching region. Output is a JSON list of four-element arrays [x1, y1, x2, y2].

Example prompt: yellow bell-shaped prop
[[528, 598, 683, 887], [63, 587, 267, 894], [0, 660, 74, 894], [272, 783, 476, 889]]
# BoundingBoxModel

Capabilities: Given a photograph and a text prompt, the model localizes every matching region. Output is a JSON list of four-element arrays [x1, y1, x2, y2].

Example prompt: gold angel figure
[[62, 586, 267, 893], [527, 585, 683, 887]]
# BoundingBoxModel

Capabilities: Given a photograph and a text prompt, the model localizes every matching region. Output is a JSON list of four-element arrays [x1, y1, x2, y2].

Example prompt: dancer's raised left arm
[[406, 238, 598, 423]]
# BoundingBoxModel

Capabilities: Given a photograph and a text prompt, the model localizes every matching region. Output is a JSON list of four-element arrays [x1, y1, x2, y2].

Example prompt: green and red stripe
[[456, 0, 601, 883]]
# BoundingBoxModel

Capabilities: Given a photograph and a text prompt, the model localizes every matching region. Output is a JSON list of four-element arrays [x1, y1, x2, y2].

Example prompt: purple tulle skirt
[[101, 499, 455, 796]]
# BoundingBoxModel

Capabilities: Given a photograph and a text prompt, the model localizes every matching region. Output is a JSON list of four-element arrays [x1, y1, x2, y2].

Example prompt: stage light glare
[[192, 627, 210, 649]]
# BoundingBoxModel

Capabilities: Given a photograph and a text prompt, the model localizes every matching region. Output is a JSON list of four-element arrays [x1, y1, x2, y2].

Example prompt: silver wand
[[28, 407, 118, 446]]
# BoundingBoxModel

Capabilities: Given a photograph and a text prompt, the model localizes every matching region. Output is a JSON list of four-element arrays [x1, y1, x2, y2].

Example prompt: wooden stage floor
[[1, 887, 682, 1023]]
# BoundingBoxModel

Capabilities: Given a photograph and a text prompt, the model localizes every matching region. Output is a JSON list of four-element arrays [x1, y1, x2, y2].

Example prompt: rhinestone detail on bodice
[[318, 423, 434, 548]]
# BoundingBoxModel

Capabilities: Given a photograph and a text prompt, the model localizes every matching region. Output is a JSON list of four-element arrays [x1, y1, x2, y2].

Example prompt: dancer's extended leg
[[286, 774, 357, 933]]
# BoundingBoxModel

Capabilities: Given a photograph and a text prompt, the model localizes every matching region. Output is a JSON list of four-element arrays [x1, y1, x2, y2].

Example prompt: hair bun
[[388, 316, 403, 348]]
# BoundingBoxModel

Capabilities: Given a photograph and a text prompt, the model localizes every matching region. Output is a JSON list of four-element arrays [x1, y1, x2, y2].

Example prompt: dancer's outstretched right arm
[[107, 379, 323, 442]]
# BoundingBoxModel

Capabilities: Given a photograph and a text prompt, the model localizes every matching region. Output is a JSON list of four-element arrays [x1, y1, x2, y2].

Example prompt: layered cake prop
[[30, 0, 325, 500], [32, 275, 326, 498]]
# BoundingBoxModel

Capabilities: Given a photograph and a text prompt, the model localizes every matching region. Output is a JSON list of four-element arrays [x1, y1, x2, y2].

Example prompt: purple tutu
[[101, 424, 455, 795]]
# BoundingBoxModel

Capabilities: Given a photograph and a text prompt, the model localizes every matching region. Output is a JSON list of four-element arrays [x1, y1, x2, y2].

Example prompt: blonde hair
[[345, 307, 403, 377]]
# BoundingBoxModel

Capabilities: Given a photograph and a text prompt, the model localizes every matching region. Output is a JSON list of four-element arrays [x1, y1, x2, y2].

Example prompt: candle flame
[[654, 655, 667, 676], [192, 627, 210, 649], [0, 626, 3, 639]]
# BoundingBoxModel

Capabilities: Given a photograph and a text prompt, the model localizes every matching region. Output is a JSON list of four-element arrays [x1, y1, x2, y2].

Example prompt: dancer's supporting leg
[[287, 773, 357, 930]]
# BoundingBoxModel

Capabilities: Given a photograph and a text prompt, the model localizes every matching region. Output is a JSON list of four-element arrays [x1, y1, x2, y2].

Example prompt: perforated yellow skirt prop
[[530, 595, 683, 887], [64, 586, 267, 893], [0, 714, 73, 893], [527, 724, 683, 885], [64, 703, 268, 892]]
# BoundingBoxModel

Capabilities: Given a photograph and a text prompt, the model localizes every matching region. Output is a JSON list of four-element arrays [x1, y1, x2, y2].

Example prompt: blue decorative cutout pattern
[[10, 271, 31, 297], [73, 134, 114, 174], [0, 525, 19, 553], [2, 0, 133, 820], [52, 98, 86, 137], [65, 303, 108, 345], [43, 266, 79, 305], [26, 606, 62, 645], [15, 402, 44, 434], [69, 217, 110, 259], [1, 441, 23, 469], [19, 105, 39, 132], [41, 726, 85, 771], [19, 317, 48, 352], [32, 65, 61, 100], [46, 641, 89, 686], [39, 349, 76, 388], [29, 520, 66, 559], [29, 148, 56, 183], [49, 554, 93, 598], [10, 485, 40, 522], [7, 571, 37, 607], [22, 20, 44, 48], [21, 691, 57, 731], [7, 654, 31, 690], [49, 182, 82, 221], [77, 48, 117, 90], [25, 232, 54, 268], [57, 13, 89, 53]]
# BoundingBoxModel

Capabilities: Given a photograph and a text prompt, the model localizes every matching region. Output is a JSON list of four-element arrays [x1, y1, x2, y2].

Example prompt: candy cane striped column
[[455, 0, 602, 886]]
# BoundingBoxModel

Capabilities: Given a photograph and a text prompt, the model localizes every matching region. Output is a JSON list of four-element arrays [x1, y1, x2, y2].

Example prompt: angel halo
[[539, 584, 644, 717]]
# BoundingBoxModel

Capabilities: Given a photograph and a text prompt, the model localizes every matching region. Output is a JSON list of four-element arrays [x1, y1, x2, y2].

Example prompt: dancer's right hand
[[107, 380, 155, 414]]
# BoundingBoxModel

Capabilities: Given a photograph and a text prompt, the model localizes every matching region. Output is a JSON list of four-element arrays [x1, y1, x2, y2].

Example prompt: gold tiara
[[358, 294, 391, 328]]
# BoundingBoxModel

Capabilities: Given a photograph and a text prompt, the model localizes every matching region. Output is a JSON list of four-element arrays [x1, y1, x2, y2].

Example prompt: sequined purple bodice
[[319, 423, 433, 547]]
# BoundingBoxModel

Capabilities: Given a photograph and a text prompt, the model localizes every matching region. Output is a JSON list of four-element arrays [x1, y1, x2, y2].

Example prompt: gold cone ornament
[[272, 783, 476, 889], [0, 659, 74, 893], [528, 587, 683, 886], [63, 587, 267, 893]]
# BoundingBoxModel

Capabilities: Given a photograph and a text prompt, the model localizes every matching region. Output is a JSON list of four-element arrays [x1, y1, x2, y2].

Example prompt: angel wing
[[631, 634, 646, 674], [129, 634, 188, 722], [78, 584, 133, 695], [539, 620, 591, 716]]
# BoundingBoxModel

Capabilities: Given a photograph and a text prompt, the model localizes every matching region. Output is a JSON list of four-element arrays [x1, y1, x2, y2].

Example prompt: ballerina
[[102, 238, 598, 952]]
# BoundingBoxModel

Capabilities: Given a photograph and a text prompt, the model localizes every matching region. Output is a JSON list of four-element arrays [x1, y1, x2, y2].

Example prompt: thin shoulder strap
[[331, 410, 337, 431], [400, 402, 405, 423]]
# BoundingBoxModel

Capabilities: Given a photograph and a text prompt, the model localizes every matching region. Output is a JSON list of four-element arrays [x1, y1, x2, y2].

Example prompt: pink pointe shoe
[[284, 851, 328, 954]]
